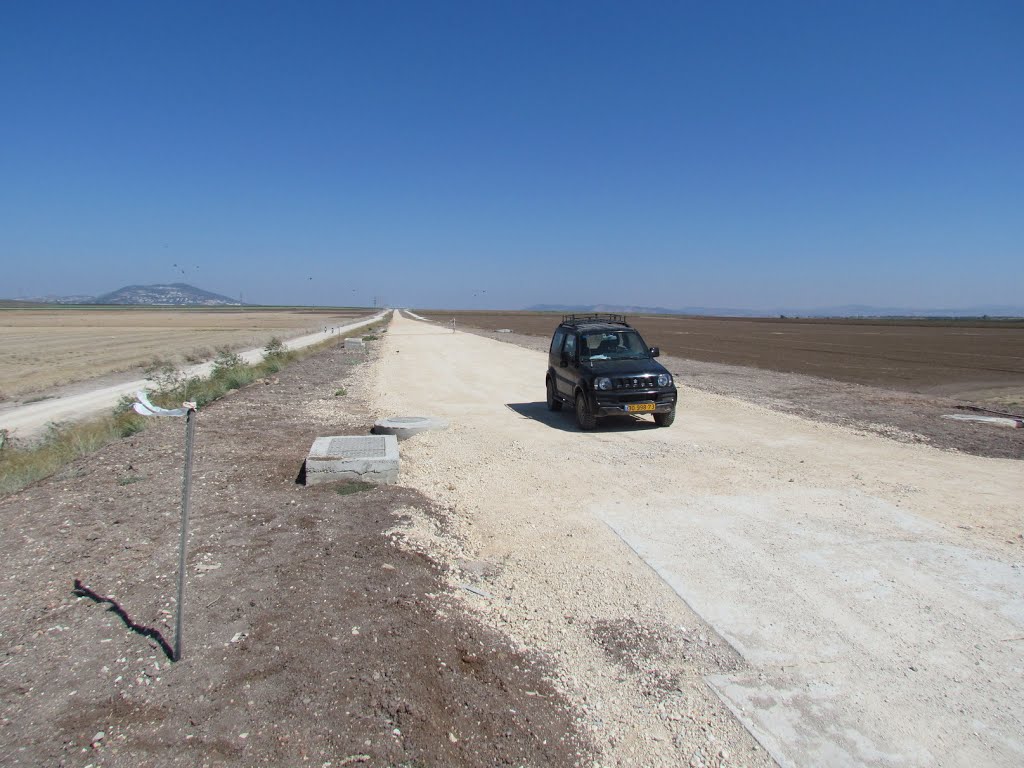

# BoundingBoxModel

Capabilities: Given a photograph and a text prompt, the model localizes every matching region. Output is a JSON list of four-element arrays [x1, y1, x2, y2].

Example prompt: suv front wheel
[[575, 393, 597, 430], [653, 408, 676, 427]]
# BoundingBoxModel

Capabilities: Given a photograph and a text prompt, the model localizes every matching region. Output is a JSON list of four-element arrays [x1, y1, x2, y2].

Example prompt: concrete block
[[305, 434, 399, 485], [344, 338, 366, 351], [371, 416, 449, 440]]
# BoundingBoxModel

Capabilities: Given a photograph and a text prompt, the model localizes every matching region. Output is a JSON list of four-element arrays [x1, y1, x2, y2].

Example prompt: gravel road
[[373, 312, 1024, 767]]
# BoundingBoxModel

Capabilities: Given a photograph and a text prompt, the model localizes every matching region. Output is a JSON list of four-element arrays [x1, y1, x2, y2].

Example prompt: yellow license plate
[[625, 403, 656, 413]]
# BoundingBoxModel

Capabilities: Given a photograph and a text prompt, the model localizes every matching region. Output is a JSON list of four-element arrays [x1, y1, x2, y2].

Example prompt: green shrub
[[223, 367, 255, 391], [211, 347, 244, 377], [145, 358, 185, 394], [264, 337, 288, 358]]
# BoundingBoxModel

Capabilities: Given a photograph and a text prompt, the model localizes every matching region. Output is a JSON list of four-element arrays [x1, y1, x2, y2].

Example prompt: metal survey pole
[[173, 407, 197, 661], [131, 391, 198, 662]]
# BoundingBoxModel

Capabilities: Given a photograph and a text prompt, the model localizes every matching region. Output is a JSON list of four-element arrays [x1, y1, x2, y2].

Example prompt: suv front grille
[[613, 376, 655, 390]]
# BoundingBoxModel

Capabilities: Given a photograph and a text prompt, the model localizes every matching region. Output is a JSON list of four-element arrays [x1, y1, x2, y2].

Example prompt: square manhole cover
[[320, 435, 388, 458]]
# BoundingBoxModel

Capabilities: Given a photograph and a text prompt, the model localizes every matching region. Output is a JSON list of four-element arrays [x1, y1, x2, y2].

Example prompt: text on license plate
[[625, 403, 656, 413]]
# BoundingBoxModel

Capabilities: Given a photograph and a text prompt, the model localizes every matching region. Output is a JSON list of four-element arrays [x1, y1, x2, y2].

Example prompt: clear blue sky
[[2, 1, 1021, 310]]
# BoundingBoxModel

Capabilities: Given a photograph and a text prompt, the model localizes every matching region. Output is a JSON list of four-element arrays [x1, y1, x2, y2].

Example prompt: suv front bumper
[[592, 389, 677, 417]]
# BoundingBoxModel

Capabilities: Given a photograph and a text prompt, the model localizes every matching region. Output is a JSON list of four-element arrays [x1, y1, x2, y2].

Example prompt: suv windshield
[[580, 330, 649, 361]]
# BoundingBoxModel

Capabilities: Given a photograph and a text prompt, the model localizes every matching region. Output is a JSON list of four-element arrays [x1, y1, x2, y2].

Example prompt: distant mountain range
[[16, 283, 242, 306], [528, 303, 1024, 319]]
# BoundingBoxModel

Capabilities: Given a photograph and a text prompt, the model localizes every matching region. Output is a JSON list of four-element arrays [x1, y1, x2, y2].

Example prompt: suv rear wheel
[[575, 393, 597, 430], [546, 377, 562, 411]]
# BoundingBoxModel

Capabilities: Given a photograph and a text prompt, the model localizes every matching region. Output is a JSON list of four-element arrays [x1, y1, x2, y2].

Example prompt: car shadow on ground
[[505, 402, 660, 433]]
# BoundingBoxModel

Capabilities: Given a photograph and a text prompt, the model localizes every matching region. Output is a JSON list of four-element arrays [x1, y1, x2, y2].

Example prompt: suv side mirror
[[650, 347, 660, 357]]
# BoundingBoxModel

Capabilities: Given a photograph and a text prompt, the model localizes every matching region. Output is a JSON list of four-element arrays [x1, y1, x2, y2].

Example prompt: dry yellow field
[[0, 307, 367, 401]]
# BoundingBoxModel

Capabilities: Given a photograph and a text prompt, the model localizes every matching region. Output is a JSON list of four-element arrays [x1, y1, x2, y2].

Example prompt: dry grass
[[0, 413, 146, 496], [0, 324, 382, 497], [0, 307, 367, 401]]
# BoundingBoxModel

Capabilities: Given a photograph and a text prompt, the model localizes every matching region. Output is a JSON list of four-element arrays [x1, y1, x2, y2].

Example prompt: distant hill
[[9, 283, 242, 306], [528, 303, 1024, 319], [91, 283, 242, 306]]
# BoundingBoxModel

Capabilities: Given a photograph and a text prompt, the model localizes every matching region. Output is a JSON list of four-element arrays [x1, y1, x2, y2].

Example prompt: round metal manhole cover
[[371, 416, 449, 440]]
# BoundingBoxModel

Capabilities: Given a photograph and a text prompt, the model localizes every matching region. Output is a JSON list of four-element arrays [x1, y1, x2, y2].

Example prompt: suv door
[[555, 332, 579, 398]]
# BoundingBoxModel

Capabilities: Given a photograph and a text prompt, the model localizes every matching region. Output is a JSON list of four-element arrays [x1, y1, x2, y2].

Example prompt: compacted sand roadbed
[[376, 312, 1023, 767]]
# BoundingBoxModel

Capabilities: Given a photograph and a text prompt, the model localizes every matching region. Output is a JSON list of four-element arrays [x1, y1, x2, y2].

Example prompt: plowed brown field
[[418, 311, 1024, 400]]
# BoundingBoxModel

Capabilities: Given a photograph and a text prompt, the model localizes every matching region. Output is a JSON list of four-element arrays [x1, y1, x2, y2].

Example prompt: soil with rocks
[[0, 339, 590, 767]]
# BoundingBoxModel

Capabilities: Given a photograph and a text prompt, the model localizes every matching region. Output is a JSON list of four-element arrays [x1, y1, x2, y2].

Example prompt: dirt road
[[373, 313, 1024, 767], [0, 312, 387, 439]]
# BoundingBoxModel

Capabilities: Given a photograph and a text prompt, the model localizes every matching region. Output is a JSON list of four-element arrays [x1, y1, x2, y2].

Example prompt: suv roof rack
[[561, 313, 629, 327]]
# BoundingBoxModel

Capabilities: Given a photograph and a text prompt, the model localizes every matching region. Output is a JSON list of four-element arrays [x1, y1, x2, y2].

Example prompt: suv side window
[[550, 329, 566, 356], [563, 333, 577, 361]]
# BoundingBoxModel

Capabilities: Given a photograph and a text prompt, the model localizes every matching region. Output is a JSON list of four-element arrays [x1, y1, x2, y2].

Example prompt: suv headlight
[[657, 373, 672, 387], [595, 377, 612, 391]]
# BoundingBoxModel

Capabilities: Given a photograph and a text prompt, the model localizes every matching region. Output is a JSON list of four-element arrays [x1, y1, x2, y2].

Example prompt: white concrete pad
[[305, 434, 399, 485], [371, 415, 449, 440], [596, 490, 1024, 768]]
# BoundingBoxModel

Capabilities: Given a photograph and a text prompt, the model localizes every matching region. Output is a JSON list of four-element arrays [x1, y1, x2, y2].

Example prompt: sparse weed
[[211, 347, 244, 376], [0, 409, 145, 496], [335, 480, 372, 496], [145, 358, 185, 394], [0, 318, 381, 498], [334, 388, 347, 397], [183, 347, 213, 364], [263, 337, 288, 358]]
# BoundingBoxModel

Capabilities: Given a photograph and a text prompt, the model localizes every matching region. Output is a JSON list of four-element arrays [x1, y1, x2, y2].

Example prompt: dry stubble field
[[0, 307, 368, 402], [421, 310, 1024, 405]]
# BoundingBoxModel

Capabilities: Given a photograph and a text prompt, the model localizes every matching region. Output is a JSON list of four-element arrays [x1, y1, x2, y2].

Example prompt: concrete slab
[[371, 415, 449, 440], [596, 491, 1024, 768], [305, 434, 399, 485]]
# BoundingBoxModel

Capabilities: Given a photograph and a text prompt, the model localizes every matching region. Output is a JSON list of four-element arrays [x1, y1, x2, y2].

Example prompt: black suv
[[546, 314, 677, 430]]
